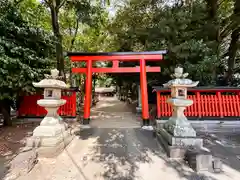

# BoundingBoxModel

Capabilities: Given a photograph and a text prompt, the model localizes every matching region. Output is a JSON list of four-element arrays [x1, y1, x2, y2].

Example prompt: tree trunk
[[206, 0, 220, 84], [226, 28, 240, 83], [205, 0, 220, 46], [93, 74, 96, 94], [226, 0, 240, 84], [50, 7, 65, 81], [0, 99, 12, 126], [68, 20, 79, 86], [206, 0, 218, 19]]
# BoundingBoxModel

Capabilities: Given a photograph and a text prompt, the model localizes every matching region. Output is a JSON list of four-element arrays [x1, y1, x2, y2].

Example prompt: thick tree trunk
[[0, 99, 12, 126], [50, 7, 65, 81], [206, 0, 218, 20], [226, 28, 240, 83], [226, 0, 240, 83]]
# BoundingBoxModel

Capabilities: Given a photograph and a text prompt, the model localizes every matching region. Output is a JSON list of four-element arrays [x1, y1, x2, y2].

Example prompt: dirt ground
[[0, 122, 39, 178], [0, 123, 38, 157]]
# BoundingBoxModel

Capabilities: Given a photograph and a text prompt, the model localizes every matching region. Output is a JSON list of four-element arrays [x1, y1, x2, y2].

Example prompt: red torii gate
[[67, 51, 166, 126]]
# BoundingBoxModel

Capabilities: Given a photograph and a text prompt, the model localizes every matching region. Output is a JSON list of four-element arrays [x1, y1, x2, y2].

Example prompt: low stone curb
[[3, 149, 37, 180]]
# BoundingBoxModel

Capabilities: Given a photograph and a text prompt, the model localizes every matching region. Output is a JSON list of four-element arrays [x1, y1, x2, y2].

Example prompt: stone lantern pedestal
[[156, 67, 203, 159], [26, 69, 73, 158]]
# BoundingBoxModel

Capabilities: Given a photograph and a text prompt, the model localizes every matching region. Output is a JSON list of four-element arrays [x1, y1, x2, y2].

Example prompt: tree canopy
[[0, 0, 55, 99], [0, 0, 55, 125], [108, 0, 239, 86]]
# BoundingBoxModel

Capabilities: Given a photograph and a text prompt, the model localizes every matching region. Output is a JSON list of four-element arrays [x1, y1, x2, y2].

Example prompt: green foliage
[[108, 0, 238, 86], [0, 0, 54, 99], [17, 0, 52, 31], [66, 5, 112, 52], [59, 2, 113, 86], [96, 74, 114, 87]]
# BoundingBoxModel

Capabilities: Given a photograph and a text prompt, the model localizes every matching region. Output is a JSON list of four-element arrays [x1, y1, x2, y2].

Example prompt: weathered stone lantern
[[156, 66, 203, 159], [27, 69, 72, 157], [163, 66, 199, 137]]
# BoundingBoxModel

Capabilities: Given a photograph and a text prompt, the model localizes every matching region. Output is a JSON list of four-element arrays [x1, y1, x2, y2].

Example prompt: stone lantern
[[26, 69, 72, 157], [156, 66, 203, 159]]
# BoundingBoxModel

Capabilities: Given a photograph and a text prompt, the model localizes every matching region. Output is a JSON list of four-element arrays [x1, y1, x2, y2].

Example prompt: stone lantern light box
[[34, 69, 66, 100], [171, 87, 187, 99], [44, 88, 61, 99], [165, 66, 198, 100]]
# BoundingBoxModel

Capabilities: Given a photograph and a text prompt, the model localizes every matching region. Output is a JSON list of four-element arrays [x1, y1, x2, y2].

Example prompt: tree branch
[[69, 19, 79, 51], [13, 0, 24, 6], [44, 0, 53, 9], [57, 0, 67, 10]]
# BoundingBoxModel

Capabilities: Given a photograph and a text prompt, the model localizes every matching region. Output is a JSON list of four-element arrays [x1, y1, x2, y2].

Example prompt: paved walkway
[[17, 97, 240, 180]]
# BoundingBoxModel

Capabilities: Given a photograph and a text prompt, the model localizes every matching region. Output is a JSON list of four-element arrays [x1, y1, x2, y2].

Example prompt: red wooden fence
[[153, 87, 240, 119], [18, 87, 240, 119], [18, 91, 77, 117]]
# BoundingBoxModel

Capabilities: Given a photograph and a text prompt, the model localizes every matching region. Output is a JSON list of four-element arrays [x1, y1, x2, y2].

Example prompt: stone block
[[26, 127, 73, 158], [213, 158, 222, 173], [25, 137, 39, 148], [163, 116, 197, 137], [158, 128, 203, 147], [37, 133, 72, 158], [37, 130, 71, 147], [155, 120, 165, 129], [37, 142, 65, 158], [33, 124, 66, 137], [168, 146, 187, 159], [156, 132, 187, 159], [186, 148, 213, 172], [156, 127, 204, 159]]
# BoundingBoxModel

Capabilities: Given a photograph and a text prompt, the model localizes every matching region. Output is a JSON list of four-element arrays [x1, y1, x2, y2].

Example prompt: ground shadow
[[76, 127, 219, 180], [93, 98, 135, 113], [0, 122, 39, 179], [198, 131, 240, 173], [72, 97, 239, 180]]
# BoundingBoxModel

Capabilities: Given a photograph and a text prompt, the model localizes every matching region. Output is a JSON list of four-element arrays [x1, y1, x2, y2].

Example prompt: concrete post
[[136, 85, 142, 113]]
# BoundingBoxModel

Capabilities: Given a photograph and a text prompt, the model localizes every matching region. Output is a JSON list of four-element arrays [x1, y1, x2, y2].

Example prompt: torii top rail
[[67, 51, 167, 125]]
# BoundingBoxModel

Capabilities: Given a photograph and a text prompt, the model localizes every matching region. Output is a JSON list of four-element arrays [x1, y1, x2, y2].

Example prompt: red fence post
[[156, 91, 161, 119], [217, 92, 223, 118], [72, 92, 77, 116], [237, 92, 240, 116], [196, 92, 201, 118]]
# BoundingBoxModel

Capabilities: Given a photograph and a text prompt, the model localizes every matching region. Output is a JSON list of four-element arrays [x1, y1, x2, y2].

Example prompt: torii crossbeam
[[67, 51, 167, 126]]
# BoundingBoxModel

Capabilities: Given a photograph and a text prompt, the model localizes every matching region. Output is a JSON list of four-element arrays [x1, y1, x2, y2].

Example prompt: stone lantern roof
[[33, 69, 68, 89], [163, 67, 199, 88]]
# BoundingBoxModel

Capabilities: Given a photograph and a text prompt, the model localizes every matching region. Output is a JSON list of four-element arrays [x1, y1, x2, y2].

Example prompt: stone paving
[[199, 131, 240, 174], [12, 97, 240, 180]]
